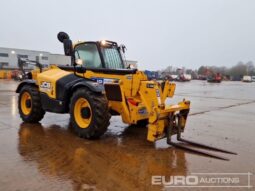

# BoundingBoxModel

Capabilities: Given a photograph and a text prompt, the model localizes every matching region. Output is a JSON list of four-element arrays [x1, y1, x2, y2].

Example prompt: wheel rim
[[21, 92, 32, 115], [74, 97, 92, 128]]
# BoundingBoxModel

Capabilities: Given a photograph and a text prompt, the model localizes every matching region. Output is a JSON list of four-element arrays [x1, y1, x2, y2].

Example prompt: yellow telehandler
[[16, 32, 236, 160]]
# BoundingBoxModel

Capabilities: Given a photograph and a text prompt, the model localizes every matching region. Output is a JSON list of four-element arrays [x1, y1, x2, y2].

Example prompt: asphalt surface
[[0, 79, 254, 191]]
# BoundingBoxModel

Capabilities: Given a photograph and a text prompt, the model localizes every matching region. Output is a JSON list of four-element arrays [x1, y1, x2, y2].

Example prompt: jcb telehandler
[[16, 32, 236, 160]]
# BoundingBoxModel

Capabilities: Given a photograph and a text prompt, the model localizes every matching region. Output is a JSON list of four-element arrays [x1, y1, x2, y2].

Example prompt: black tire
[[70, 88, 111, 139], [18, 85, 45, 123]]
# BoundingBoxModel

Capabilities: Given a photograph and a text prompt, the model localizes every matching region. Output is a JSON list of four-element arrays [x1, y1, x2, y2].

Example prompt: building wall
[[49, 54, 71, 66], [0, 47, 70, 69], [0, 47, 50, 69]]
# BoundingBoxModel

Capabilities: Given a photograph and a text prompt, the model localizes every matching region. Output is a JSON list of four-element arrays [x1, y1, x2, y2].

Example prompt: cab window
[[101, 46, 124, 69], [74, 43, 102, 68]]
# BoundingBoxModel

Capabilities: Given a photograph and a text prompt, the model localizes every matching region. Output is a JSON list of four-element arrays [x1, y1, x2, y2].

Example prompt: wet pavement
[[0, 79, 255, 191]]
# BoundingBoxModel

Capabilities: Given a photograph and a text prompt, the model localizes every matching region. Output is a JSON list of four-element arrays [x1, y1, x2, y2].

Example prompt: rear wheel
[[18, 85, 45, 122], [70, 88, 111, 139]]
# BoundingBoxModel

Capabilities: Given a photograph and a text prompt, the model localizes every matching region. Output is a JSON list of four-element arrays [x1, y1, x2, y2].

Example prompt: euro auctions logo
[[152, 175, 199, 186], [152, 172, 253, 188]]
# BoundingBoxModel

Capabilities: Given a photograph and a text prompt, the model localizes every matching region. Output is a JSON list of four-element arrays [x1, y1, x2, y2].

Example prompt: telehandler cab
[[16, 32, 236, 160]]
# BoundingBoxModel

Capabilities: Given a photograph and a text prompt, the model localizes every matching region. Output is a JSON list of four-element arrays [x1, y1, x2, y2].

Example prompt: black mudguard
[[51, 74, 104, 113], [16, 80, 37, 93], [71, 80, 104, 93], [56, 74, 104, 101]]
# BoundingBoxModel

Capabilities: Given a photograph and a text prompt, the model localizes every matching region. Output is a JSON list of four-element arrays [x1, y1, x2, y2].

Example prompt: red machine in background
[[206, 68, 222, 83]]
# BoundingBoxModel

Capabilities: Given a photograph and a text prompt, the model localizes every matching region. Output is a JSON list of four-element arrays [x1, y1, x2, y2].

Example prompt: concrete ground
[[0, 79, 254, 191]]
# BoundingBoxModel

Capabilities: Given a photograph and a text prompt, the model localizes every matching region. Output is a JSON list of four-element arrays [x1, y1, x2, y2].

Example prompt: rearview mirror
[[119, 44, 126, 53], [75, 59, 83, 66], [127, 63, 137, 69]]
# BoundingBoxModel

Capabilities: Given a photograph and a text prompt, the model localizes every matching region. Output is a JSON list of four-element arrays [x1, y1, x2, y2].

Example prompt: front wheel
[[18, 85, 45, 123], [70, 88, 111, 139]]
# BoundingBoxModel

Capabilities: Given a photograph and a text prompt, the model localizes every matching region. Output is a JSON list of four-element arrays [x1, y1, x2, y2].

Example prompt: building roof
[[0, 47, 50, 54]]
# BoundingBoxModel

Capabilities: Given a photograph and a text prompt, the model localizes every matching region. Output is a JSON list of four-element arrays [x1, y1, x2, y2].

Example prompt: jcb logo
[[40, 81, 51, 90]]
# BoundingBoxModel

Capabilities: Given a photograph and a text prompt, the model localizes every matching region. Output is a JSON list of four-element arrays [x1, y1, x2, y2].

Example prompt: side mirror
[[74, 59, 86, 73], [119, 44, 126, 53], [75, 59, 83, 66], [127, 63, 137, 69]]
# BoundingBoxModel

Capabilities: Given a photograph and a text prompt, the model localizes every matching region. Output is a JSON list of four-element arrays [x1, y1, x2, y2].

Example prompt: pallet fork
[[166, 114, 237, 161]]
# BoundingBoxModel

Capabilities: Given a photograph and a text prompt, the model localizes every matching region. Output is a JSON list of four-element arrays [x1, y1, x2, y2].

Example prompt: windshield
[[74, 43, 102, 68], [101, 46, 124, 69]]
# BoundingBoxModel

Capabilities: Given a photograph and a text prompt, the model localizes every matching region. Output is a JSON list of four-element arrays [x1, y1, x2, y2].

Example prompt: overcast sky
[[1, 0, 255, 70]]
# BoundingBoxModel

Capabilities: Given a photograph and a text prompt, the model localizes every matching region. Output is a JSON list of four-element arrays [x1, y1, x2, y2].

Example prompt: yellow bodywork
[[76, 69, 190, 142], [28, 46, 190, 142], [31, 64, 190, 143], [36, 66, 71, 99]]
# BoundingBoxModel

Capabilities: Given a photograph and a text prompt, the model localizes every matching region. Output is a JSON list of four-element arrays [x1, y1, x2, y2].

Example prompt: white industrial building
[[0, 47, 71, 69]]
